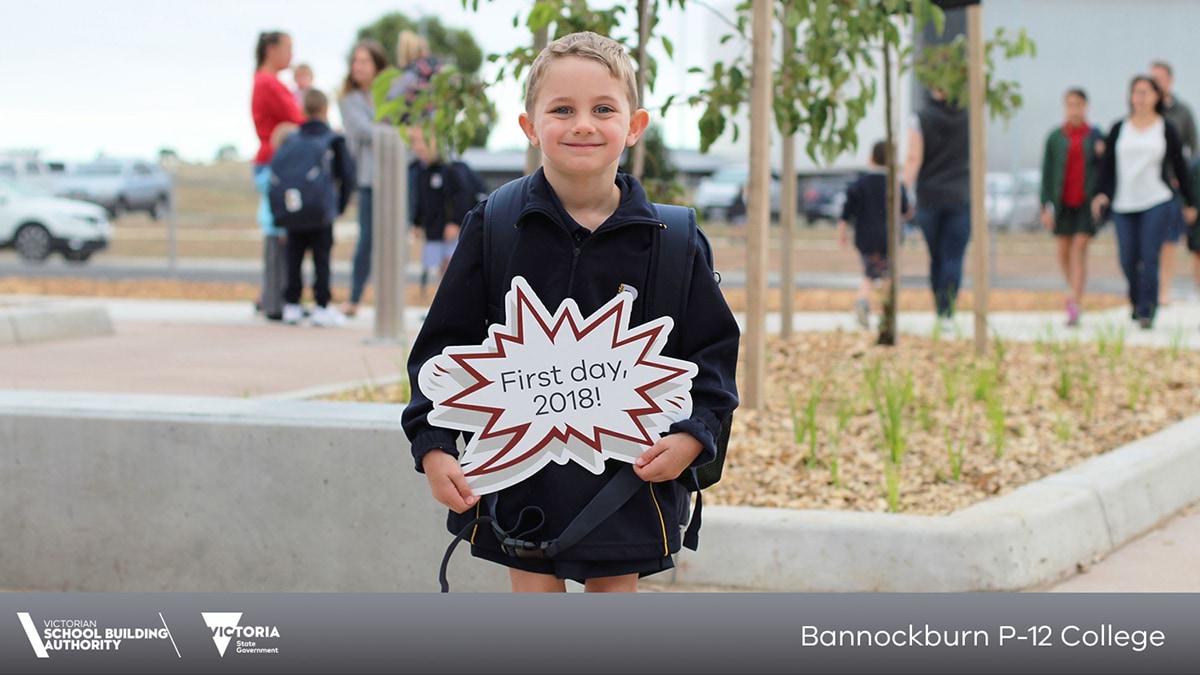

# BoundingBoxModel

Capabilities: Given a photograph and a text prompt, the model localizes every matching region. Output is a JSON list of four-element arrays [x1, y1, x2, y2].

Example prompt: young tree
[[682, 0, 1031, 357]]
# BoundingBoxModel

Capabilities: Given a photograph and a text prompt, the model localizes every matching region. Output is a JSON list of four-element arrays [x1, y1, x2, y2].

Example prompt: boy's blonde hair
[[524, 31, 639, 113]]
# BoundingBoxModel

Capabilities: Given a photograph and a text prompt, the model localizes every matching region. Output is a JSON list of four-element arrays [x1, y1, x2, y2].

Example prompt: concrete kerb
[[670, 415, 1200, 591], [0, 300, 112, 346], [1, 390, 1198, 592]]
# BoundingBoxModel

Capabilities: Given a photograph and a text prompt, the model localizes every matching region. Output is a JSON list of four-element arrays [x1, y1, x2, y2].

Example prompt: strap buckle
[[500, 537, 552, 559]]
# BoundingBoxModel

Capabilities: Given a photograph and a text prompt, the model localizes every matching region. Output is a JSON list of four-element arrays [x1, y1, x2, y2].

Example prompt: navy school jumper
[[401, 168, 741, 562]]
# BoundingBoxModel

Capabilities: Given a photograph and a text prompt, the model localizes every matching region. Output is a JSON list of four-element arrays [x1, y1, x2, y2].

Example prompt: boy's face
[[519, 56, 648, 180], [407, 125, 439, 164], [295, 69, 313, 90]]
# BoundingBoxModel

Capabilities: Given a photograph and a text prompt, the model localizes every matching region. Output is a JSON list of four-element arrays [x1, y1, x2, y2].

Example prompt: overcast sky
[[0, 0, 721, 163]]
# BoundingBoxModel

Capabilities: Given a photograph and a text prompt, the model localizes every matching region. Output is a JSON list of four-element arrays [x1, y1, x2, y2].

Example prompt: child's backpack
[[268, 129, 338, 231], [453, 159, 489, 205]]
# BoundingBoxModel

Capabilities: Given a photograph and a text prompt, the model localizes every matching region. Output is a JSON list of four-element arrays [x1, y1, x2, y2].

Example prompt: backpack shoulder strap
[[482, 175, 532, 309], [650, 204, 714, 348]]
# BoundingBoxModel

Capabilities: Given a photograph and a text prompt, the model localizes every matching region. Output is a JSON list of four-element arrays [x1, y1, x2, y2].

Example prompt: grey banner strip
[[0, 593, 1196, 674]]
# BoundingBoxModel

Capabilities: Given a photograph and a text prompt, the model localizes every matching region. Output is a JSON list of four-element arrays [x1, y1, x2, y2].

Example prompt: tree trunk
[[745, 0, 772, 410], [631, 0, 651, 180], [968, 3, 990, 355], [780, 24, 796, 338], [878, 38, 900, 346]]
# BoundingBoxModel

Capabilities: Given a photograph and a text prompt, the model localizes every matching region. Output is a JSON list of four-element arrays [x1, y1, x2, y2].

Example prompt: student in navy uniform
[[837, 140, 909, 329], [401, 31, 740, 593], [406, 126, 486, 297], [277, 89, 356, 327]]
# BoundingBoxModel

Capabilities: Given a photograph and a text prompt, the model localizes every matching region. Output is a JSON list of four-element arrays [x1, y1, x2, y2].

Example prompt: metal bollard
[[370, 125, 408, 346]]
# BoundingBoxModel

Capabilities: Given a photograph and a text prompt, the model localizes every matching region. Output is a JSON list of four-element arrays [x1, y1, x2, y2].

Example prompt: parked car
[[801, 174, 856, 224], [0, 157, 63, 194], [0, 179, 111, 262], [693, 165, 782, 221], [56, 159, 172, 219], [985, 171, 1041, 232]]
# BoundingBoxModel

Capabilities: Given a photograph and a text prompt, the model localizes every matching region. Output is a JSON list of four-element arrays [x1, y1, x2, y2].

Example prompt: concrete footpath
[[1, 292, 1198, 591]]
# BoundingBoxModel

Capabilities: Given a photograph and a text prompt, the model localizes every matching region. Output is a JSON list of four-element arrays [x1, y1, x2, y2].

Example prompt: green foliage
[[972, 360, 998, 403], [372, 65, 496, 155], [686, 0, 945, 162], [865, 361, 913, 465], [356, 13, 484, 74], [942, 359, 962, 408], [944, 407, 968, 482], [985, 390, 1006, 458], [915, 27, 1037, 122], [1169, 323, 1189, 361], [883, 458, 901, 513]]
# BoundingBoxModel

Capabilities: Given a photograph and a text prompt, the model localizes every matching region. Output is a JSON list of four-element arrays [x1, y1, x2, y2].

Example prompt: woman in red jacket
[[251, 31, 304, 320]]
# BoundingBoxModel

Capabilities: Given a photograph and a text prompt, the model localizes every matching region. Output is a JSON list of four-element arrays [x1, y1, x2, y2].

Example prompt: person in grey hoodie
[[338, 39, 389, 318]]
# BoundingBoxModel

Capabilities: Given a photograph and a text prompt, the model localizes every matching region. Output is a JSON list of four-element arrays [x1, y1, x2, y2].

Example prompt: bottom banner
[[0, 593, 1196, 674]]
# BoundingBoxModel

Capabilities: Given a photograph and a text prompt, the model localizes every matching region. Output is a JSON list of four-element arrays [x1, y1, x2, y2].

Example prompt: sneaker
[[1066, 299, 1080, 328], [310, 305, 347, 328], [1138, 317, 1154, 331], [854, 298, 870, 329], [282, 303, 304, 325]]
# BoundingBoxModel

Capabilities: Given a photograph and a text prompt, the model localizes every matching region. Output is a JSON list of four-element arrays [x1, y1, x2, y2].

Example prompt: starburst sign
[[418, 276, 698, 495]]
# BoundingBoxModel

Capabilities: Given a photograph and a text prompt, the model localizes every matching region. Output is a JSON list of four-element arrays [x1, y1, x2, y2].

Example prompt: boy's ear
[[626, 108, 651, 147], [518, 112, 540, 148]]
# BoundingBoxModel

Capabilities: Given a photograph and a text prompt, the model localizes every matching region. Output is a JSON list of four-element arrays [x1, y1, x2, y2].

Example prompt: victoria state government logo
[[201, 612, 281, 656]]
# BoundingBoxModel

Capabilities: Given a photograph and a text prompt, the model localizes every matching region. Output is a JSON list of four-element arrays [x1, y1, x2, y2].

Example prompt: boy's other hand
[[421, 450, 478, 513], [633, 433, 703, 483], [1184, 206, 1197, 225], [1040, 208, 1054, 231], [836, 220, 849, 249], [444, 223, 460, 242]]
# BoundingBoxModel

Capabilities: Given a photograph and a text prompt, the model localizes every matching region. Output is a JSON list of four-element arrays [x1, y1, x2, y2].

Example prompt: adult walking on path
[[905, 88, 970, 330], [251, 31, 304, 321], [1093, 75, 1197, 330], [1150, 61, 1198, 307], [1040, 88, 1105, 327], [338, 39, 389, 319]]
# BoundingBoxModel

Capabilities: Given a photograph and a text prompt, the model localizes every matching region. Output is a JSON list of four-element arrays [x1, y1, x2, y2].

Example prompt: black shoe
[[1138, 317, 1153, 330], [266, 313, 283, 322]]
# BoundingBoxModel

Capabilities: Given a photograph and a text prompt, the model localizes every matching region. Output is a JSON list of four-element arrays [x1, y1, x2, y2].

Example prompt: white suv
[[0, 179, 111, 262]]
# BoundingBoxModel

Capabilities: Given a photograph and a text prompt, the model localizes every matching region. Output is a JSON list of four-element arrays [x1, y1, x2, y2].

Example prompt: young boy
[[273, 89, 355, 327], [1040, 88, 1104, 327], [401, 32, 740, 593], [837, 141, 909, 329], [406, 125, 487, 297]]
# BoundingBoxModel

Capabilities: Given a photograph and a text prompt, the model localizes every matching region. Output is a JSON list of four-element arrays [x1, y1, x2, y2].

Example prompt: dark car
[[801, 174, 856, 225]]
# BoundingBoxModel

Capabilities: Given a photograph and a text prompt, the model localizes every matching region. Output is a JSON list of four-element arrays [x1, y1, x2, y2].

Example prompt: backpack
[[268, 129, 337, 231], [454, 160, 489, 205], [437, 175, 734, 590]]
